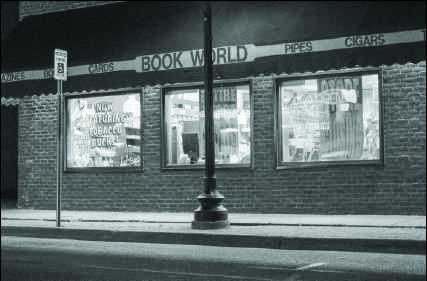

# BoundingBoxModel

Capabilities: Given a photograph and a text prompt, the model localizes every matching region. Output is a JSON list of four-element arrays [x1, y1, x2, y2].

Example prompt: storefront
[[1, 1, 425, 214]]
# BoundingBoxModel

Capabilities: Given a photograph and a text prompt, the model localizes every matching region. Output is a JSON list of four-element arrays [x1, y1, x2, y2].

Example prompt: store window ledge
[[162, 164, 253, 171], [64, 168, 144, 174], [276, 160, 384, 170]]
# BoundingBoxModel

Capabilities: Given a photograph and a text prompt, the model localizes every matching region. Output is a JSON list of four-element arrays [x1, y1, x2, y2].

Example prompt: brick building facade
[[14, 63, 426, 215], [2, 2, 426, 215]]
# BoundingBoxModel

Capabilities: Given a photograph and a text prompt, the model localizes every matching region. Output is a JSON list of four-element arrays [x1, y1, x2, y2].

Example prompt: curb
[[2, 226, 425, 255]]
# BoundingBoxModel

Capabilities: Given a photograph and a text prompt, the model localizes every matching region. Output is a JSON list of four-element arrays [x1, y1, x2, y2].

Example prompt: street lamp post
[[192, 2, 229, 229]]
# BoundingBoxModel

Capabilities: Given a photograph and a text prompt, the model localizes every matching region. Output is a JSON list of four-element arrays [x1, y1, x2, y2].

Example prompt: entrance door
[[1, 105, 18, 208]]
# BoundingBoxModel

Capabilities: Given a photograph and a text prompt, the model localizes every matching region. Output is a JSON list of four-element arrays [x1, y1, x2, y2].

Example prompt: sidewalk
[[2, 209, 425, 255]]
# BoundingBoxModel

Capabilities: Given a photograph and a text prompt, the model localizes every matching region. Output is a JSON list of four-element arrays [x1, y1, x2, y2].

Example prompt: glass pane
[[164, 88, 200, 165], [280, 74, 380, 163], [67, 93, 141, 168], [164, 84, 251, 166]]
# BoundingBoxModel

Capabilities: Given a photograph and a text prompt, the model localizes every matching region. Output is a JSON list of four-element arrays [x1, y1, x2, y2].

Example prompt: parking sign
[[54, 49, 67, 81]]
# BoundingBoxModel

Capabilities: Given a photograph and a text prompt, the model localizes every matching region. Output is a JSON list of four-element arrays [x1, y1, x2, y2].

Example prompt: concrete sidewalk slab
[[2, 222, 425, 255], [2, 219, 426, 241], [2, 209, 426, 255], [2, 209, 426, 228]]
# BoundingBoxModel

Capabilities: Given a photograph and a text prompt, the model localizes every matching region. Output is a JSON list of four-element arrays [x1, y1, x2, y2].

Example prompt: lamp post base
[[192, 219, 230, 229], [192, 192, 230, 229]]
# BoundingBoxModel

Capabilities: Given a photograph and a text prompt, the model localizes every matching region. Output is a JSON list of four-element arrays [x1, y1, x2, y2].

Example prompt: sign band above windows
[[1, 29, 425, 83]]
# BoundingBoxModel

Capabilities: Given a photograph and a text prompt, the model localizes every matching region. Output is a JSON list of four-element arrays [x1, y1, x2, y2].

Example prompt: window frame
[[161, 79, 254, 170], [274, 68, 384, 169], [63, 87, 144, 173]]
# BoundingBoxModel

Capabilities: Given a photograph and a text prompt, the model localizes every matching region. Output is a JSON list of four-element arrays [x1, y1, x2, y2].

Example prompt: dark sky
[[1, 1, 19, 43]]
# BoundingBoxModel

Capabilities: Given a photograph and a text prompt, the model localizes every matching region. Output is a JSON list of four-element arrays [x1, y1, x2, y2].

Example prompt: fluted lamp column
[[192, 2, 230, 229]]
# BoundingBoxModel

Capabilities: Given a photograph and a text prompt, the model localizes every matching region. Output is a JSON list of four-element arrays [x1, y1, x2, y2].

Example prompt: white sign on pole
[[54, 49, 68, 81]]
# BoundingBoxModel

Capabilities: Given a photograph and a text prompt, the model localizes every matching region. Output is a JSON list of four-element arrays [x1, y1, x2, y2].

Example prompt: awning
[[2, 1, 425, 98]]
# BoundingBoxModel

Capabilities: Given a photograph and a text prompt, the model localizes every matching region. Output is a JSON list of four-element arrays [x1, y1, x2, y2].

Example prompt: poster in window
[[66, 93, 141, 168], [317, 76, 363, 160]]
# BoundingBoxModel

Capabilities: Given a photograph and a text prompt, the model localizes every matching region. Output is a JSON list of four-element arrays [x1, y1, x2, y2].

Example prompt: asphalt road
[[2, 236, 426, 281]]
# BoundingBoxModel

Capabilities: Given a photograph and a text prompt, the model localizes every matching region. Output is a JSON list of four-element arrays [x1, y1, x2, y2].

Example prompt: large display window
[[65, 90, 142, 171], [162, 82, 252, 168], [277, 71, 382, 167]]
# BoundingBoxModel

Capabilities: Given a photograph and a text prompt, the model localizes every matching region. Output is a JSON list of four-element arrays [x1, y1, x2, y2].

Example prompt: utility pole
[[192, 2, 230, 229]]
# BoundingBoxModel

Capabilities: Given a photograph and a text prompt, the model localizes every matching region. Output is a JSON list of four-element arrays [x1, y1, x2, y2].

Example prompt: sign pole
[[54, 49, 67, 228], [56, 79, 62, 227]]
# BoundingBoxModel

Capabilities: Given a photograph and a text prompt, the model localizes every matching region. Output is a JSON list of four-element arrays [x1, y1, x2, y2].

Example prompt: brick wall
[[16, 62, 426, 215], [18, 94, 58, 208], [19, 1, 123, 21]]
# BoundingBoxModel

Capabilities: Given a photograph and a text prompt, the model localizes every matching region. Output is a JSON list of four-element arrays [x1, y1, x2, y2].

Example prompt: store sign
[[1, 29, 425, 83], [138, 45, 255, 72], [54, 49, 68, 81], [1, 71, 25, 82]]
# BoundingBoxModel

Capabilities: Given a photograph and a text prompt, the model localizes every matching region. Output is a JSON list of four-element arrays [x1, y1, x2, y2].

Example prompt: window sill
[[276, 160, 383, 170], [64, 167, 144, 174], [162, 164, 253, 171]]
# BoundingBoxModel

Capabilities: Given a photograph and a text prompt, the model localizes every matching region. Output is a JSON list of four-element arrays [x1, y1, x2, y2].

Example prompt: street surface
[[2, 236, 426, 281]]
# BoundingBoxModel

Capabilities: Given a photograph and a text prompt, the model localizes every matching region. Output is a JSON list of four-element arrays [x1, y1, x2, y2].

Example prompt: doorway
[[1, 105, 18, 208]]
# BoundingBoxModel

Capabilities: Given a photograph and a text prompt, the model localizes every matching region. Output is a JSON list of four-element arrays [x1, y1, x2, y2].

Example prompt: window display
[[279, 73, 380, 164], [66, 92, 141, 169], [164, 84, 251, 167]]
